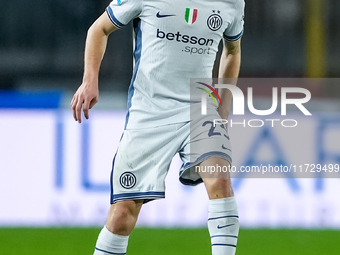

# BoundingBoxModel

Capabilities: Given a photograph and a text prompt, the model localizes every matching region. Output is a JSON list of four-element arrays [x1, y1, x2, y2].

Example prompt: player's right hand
[[71, 82, 99, 123]]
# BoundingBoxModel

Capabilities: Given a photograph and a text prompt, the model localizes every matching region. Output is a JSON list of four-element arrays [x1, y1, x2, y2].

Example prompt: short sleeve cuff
[[223, 30, 244, 42], [106, 6, 125, 29]]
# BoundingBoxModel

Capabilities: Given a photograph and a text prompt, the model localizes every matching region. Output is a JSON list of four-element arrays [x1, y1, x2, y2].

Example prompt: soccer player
[[71, 0, 244, 254]]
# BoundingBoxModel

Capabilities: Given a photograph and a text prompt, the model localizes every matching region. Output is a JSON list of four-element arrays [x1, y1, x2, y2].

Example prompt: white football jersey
[[106, 0, 245, 129]]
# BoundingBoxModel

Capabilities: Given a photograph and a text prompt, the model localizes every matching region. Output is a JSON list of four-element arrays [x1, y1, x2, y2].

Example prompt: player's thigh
[[111, 124, 182, 203], [178, 112, 232, 186], [199, 157, 234, 199]]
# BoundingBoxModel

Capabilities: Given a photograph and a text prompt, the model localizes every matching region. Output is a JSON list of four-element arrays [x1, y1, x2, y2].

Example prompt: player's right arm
[[71, 13, 117, 123]]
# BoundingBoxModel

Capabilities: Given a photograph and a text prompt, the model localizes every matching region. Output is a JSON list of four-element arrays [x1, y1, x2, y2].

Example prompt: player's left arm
[[217, 39, 241, 120]]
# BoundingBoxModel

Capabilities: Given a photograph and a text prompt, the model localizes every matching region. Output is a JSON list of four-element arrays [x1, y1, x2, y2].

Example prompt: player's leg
[[200, 157, 234, 199], [199, 157, 239, 255], [105, 200, 143, 235], [94, 124, 180, 254], [94, 200, 143, 255]]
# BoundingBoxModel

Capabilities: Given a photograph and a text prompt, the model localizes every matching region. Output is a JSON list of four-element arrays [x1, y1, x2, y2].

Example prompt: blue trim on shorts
[[180, 151, 232, 174], [110, 154, 117, 204], [124, 18, 142, 129], [111, 191, 165, 204], [105, 7, 125, 29], [179, 151, 232, 186], [179, 177, 203, 186]]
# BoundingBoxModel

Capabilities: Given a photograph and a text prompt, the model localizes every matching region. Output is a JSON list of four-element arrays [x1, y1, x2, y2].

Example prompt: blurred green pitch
[[1, 228, 339, 255]]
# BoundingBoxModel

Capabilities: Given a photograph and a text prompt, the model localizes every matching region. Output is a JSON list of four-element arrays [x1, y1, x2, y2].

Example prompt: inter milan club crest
[[185, 8, 198, 24], [120, 172, 136, 189], [207, 10, 223, 31]]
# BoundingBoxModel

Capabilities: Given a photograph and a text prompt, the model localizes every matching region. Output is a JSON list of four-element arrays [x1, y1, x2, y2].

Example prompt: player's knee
[[205, 178, 233, 199], [106, 204, 135, 235], [207, 178, 230, 189]]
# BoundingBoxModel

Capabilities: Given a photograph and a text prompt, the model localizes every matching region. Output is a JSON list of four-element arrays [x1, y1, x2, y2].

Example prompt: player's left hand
[[71, 82, 99, 123]]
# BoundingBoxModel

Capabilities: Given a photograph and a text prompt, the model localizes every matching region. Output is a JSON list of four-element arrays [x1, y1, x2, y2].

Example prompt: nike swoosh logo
[[156, 11, 175, 18], [222, 145, 231, 151], [217, 224, 235, 229]]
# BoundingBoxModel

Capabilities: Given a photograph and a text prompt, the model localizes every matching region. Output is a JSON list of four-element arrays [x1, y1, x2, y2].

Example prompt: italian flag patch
[[185, 8, 198, 24]]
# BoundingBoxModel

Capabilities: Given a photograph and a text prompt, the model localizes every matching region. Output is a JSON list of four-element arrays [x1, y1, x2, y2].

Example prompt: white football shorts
[[110, 111, 232, 203]]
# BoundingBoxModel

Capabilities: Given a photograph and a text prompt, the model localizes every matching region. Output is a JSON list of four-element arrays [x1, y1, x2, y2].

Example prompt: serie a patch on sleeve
[[111, 0, 125, 6]]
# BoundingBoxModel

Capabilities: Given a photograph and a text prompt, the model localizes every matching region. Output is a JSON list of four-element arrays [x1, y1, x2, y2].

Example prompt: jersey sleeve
[[106, 0, 142, 29], [223, 0, 245, 42]]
